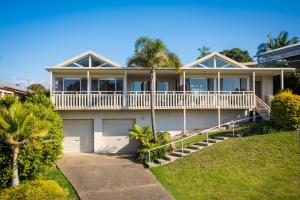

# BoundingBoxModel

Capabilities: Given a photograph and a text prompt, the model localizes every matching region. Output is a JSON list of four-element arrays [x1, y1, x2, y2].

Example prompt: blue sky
[[0, 0, 299, 87]]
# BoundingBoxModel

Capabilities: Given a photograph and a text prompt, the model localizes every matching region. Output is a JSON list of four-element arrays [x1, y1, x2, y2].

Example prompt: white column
[[217, 71, 221, 128], [50, 71, 53, 96], [183, 71, 186, 134], [87, 70, 90, 106], [89, 55, 92, 68], [123, 71, 127, 107], [87, 70, 90, 93], [252, 71, 256, 122], [281, 70, 284, 90]]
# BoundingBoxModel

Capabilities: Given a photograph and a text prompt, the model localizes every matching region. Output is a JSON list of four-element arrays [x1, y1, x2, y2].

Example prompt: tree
[[0, 102, 50, 186], [257, 31, 299, 55], [220, 48, 253, 62], [27, 84, 46, 94], [197, 46, 211, 59], [127, 37, 182, 141]]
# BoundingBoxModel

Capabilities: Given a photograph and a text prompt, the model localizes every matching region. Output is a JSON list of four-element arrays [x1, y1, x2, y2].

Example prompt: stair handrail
[[147, 115, 260, 163], [256, 96, 270, 111]]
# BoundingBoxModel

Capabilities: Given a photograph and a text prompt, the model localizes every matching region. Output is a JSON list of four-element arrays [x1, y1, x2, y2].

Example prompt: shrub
[[251, 121, 278, 135], [271, 90, 300, 130], [129, 124, 172, 163], [0, 95, 18, 109], [0, 94, 63, 188], [0, 180, 68, 200]]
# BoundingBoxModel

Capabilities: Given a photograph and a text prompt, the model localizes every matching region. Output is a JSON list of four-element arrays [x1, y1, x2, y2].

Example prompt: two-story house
[[46, 50, 294, 154]]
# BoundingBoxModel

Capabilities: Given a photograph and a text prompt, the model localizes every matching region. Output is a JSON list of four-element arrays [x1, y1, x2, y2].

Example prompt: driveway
[[58, 154, 174, 200]]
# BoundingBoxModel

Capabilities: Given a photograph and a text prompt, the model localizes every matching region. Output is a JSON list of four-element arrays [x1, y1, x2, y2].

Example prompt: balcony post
[[252, 71, 256, 122], [217, 71, 221, 128], [123, 71, 127, 107], [281, 70, 284, 90], [50, 70, 53, 96], [87, 70, 90, 107], [183, 71, 186, 134]]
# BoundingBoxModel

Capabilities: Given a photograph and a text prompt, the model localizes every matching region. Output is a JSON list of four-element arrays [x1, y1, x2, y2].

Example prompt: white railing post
[[148, 150, 151, 163]]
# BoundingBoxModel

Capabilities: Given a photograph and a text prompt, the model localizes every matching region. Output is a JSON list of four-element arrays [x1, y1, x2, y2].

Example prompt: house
[[46, 50, 295, 154], [257, 43, 300, 68], [0, 80, 27, 99]]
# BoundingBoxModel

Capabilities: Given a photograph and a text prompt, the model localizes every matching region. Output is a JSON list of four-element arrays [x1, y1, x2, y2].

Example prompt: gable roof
[[52, 50, 123, 68], [184, 52, 248, 69]]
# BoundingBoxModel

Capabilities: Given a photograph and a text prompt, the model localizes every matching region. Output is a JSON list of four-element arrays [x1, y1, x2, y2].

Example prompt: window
[[64, 78, 81, 91], [91, 78, 123, 92], [81, 78, 87, 91], [131, 81, 149, 91], [91, 56, 106, 67], [190, 78, 208, 91], [76, 56, 89, 67], [157, 81, 169, 91], [221, 78, 248, 91], [200, 58, 214, 68], [55, 78, 63, 91]]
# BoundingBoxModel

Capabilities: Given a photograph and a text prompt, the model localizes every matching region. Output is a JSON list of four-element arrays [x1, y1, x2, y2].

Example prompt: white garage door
[[102, 119, 138, 153], [63, 119, 94, 153]]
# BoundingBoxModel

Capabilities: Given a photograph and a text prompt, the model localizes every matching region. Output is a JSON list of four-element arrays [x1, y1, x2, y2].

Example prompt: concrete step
[[181, 148, 198, 154], [146, 162, 159, 168], [214, 136, 230, 140], [196, 142, 211, 146], [164, 154, 179, 162], [156, 158, 170, 165], [204, 139, 220, 143], [171, 151, 188, 157], [187, 144, 204, 150]]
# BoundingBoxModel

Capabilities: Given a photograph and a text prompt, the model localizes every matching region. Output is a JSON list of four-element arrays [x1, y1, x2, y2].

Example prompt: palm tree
[[257, 31, 299, 55], [0, 103, 50, 186], [127, 37, 182, 141]]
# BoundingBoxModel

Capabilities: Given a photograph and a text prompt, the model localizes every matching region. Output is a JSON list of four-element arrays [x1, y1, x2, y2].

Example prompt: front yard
[[41, 167, 79, 200], [151, 131, 300, 200]]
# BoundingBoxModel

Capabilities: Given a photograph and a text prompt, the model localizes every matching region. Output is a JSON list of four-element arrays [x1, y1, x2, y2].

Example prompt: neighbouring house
[[0, 80, 27, 99], [46, 50, 295, 154], [257, 43, 300, 68]]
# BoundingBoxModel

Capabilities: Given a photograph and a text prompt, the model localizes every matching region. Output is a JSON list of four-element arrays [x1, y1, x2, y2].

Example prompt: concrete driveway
[[58, 154, 174, 200]]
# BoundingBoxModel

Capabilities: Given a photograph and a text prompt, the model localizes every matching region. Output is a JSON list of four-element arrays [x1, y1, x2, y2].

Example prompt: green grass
[[151, 131, 300, 200], [41, 167, 79, 200]]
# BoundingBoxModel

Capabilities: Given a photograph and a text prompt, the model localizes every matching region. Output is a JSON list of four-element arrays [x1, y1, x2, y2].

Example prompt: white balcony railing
[[51, 91, 255, 110]]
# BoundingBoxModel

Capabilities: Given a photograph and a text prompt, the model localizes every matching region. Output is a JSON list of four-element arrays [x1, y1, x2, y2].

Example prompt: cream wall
[[60, 109, 249, 153]]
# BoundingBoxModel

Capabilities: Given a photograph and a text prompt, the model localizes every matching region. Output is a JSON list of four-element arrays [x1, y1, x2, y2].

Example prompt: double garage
[[63, 119, 138, 153]]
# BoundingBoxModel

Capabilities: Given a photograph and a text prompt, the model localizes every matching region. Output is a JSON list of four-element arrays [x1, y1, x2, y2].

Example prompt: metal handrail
[[147, 115, 260, 162]]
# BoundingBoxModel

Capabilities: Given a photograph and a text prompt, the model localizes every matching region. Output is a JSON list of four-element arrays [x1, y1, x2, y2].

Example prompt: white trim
[[184, 52, 249, 69], [52, 50, 123, 68]]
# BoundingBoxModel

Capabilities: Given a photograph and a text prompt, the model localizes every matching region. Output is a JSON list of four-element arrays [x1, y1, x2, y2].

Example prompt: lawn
[[41, 167, 79, 200], [151, 131, 300, 200]]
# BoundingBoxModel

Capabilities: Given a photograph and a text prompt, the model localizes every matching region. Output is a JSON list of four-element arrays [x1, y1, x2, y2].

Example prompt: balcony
[[51, 91, 255, 110]]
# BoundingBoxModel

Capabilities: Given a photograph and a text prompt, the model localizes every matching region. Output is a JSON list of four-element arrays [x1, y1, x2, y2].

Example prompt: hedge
[[0, 94, 63, 188], [0, 180, 68, 200], [271, 90, 300, 130]]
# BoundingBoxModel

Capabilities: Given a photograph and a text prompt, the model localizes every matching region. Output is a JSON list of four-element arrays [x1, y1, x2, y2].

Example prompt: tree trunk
[[150, 69, 157, 141], [11, 145, 20, 187]]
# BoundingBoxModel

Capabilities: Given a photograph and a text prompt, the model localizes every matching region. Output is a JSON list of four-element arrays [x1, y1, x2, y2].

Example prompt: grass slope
[[41, 167, 79, 200], [151, 131, 300, 200]]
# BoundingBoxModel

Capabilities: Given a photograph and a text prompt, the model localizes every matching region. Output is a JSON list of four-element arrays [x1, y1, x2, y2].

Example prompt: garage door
[[63, 119, 94, 153], [102, 119, 138, 153]]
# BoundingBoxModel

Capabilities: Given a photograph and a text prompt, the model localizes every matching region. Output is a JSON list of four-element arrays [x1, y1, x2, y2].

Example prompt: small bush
[[271, 90, 300, 130], [251, 121, 278, 135], [0, 94, 63, 188], [129, 124, 172, 163], [0, 180, 68, 200], [0, 95, 18, 109]]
